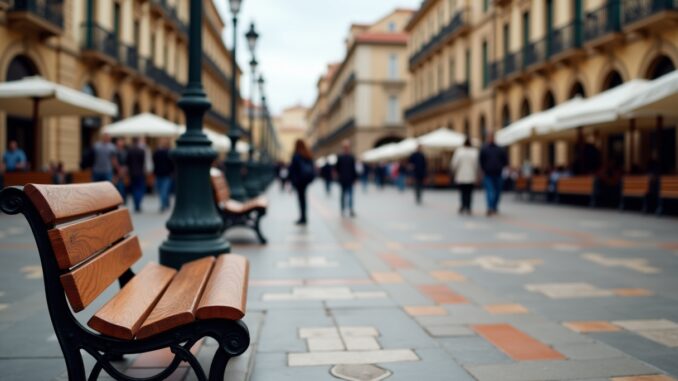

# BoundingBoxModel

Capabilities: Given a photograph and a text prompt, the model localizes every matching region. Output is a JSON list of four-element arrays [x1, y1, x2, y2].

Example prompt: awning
[[417, 128, 465, 150], [103, 113, 181, 137], [0, 76, 118, 117], [620, 70, 678, 118], [496, 113, 543, 146]]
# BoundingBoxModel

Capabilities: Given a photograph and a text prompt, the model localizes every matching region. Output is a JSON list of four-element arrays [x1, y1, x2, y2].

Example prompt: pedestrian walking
[[3, 140, 27, 172], [127, 137, 146, 213], [114, 138, 128, 201], [336, 140, 358, 217], [479, 132, 508, 216], [91, 134, 117, 182], [288, 139, 315, 225], [153, 138, 174, 213], [409, 145, 428, 204], [451, 138, 479, 214], [321, 160, 333, 196]]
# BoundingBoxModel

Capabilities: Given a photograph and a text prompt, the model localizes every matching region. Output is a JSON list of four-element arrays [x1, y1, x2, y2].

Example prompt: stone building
[[274, 104, 308, 162], [0, 0, 240, 171]]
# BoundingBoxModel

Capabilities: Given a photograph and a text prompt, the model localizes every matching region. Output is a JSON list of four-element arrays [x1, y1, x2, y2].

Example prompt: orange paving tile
[[430, 271, 466, 282], [472, 324, 565, 361], [484, 304, 529, 315], [371, 272, 404, 284], [131, 340, 203, 368], [562, 321, 621, 333], [613, 288, 654, 297], [404, 306, 448, 316], [378, 253, 413, 269], [612, 376, 677, 381], [249, 279, 304, 287], [305, 278, 373, 286], [418, 284, 467, 304]]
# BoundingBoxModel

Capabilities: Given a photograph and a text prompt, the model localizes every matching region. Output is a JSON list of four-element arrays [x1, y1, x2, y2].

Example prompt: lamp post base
[[160, 235, 231, 269], [225, 152, 248, 201]]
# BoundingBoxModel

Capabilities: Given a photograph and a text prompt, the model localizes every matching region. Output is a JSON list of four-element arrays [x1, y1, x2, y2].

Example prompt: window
[[482, 40, 488, 88], [387, 95, 399, 124], [113, 2, 121, 41], [546, 0, 553, 53], [503, 23, 509, 56], [522, 11, 530, 48], [134, 20, 140, 47], [449, 58, 456, 85], [439, 60, 444, 91], [465, 48, 471, 88], [388, 22, 396, 32], [388, 54, 398, 79], [483, 0, 489, 13]]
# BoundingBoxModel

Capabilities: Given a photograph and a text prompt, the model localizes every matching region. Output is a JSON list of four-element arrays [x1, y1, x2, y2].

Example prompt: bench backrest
[[69, 170, 92, 184], [4, 172, 53, 186], [660, 176, 678, 198], [515, 177, 528, 191], [557, 176, 595, 195], [530, 176, 549, 192], [24, 182, 140, 312], [210, 168, 231, 204], [622, 176, 649, 197]]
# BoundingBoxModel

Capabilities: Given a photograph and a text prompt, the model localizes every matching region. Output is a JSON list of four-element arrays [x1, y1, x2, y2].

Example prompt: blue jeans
[[130, 175, 145, 212], [92, 171, 112, 182], [155, 176, 172, 211], [396, 174, 406, 191], [340, 184, 354, 214], [484, 175, 503, 212]]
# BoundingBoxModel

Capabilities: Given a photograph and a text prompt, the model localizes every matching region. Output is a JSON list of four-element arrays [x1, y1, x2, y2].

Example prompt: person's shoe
[[486, 210, 492, 217], [349, 210, 356, 218], [295, 219, 307, 225]]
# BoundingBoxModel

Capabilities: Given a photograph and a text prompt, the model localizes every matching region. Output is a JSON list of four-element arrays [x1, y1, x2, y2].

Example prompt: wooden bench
[[3, 171, 53, 186], [556, 176, 597, 206], [620, 175, 650, 211], [514, 176, 528, 199], [68, 170, 92, 184], [658, 175, 678, 215], [529, 175, 549, 200], [0, 182, 250, 381], [210, 168, 268, 244]]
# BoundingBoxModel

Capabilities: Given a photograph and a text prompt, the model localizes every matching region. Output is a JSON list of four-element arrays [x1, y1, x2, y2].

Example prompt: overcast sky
[[214, 0, 421, 115]]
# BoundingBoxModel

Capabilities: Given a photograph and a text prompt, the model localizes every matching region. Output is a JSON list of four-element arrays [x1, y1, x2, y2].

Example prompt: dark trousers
[[483, 175, 503, 212], [324, 179, 331, 195], [459, 183, 474, 211], [414, 178, 424, 204], [340, 184, 354, 213], [296, 184, 308, 222], [130, 175, 145, 212]]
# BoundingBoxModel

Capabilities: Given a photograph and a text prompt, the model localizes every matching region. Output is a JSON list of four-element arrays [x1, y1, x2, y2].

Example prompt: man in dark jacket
[[126, 137, 146, 213], [479, 132, 508, 216], [408, 144, 428, 204], [336, 140, 357, 217], [153, 138, 174, 213], [321, 161, 333, 196]]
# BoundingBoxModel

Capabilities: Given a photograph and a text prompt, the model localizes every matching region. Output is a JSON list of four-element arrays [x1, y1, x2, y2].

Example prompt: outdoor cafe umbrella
[[103, 113, 181, 137], [417, 127, 465, 150], [0, 76, 118, 165], [620, 69, 678, 118]]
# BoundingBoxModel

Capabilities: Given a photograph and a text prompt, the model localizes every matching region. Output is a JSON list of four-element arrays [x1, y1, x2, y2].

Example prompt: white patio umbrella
[[103, 113, 181, 137], [496, 113, 544, 146], [620, 70, 678, 117], [372, 143, 401, 162], [533, 96, 586, 135], [417, 128, 465, 150], [393, 138, 418, 158]]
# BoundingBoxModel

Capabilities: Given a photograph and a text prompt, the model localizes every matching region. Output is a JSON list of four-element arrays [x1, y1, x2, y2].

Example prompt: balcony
[[143, 59, 184, 95], [119, 44, 140, 72], [150, 0, 188, 38], [523, 39, 547, 70], [7, 0, 63, 37], [621, 0, 678, 32], [81, 23, 119, 64], [342, 73, 356, 93], [584, 2, 622, 48], [317, 119, 356, 148], [409, 9, 470, 69], [548, 22, 584, 61], [404, 83, 469, 121]]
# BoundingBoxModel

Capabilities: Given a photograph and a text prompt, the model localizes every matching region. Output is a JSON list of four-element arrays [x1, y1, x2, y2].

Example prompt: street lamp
[[159, 0, 231, 269], [224, 0, 247, 201], [243, 23, 260, 197]]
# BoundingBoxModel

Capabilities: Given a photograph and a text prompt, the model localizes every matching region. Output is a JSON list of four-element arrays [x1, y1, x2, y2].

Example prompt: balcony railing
[[82, 23, 119, 60], [584, 2, 621, 42], [9, 0, 64, 33], [405, 82, 468, 120], [150, 0, 188, 37], [409, 9, 469, 67], [524, 39, 547, 68], [549, 21, 582, 57], [317, 118, 356, 147], [143, 58, 184, 94], [622, 0, 678, 25], [504, 51, 522, 77], [121, 44, 139, 71]]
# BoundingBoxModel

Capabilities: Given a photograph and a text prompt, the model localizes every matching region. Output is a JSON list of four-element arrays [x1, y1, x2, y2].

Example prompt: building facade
[[307, 9, 414, 157], [274, 104, 308, 162], [0, 0, 240, 171], [406, 0, 678, 173]]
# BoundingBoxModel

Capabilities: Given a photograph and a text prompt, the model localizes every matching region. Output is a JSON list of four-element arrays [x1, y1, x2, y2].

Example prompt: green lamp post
[[224, 0, 247, 201], [159, 0, 231, 269], [243, 22, 260, 197]]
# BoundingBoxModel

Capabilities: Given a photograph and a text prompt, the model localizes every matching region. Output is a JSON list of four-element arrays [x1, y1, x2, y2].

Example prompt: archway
[[112, 93, 123, 122], [5, 55, 40, 168], [646, 55, 675, 80], [81, 83, 101, 153], [542, 91, 556, 110], [520, 98, 531, 118], [602, 70, 623, 90], [569, 81, 586, 98], [501, 104, 511, 128], [479, 114, 487, 143], [373, 135, 402, 148]]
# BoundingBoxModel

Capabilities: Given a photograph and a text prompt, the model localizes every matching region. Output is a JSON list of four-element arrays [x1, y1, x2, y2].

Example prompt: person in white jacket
[[450, 138, 480, 214]]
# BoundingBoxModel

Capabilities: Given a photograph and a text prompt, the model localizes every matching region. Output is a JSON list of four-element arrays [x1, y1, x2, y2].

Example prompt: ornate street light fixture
[[159, 0, 231, 268], [243, 23, 260, 197], [224, 0, 247, 201]]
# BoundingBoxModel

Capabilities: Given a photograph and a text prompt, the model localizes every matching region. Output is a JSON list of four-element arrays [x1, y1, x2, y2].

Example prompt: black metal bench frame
[[0, 186, 250, 381], [217, 205, 268, 244]]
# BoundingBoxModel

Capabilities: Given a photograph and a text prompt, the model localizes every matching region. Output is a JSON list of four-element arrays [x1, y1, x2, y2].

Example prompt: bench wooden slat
[[60, 235, 142, 312], [531, 176, 549, 193], [195, 255, 248, 321], [88, 262, 176, 340], [660, 176, 678, 199], [25, 182, 122, 225], [136, 257, 215, 339], [48, 208, 134, 270], [69, 171, 92, 184], [622, 176, 649, 197], [3, 172, 53, 187], [210, 168, 231, 204], [558, 176, 595, 195]]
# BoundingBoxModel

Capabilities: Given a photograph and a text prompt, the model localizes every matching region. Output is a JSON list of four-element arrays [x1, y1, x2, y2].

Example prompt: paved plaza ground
[[1, 182, 678, 380]]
